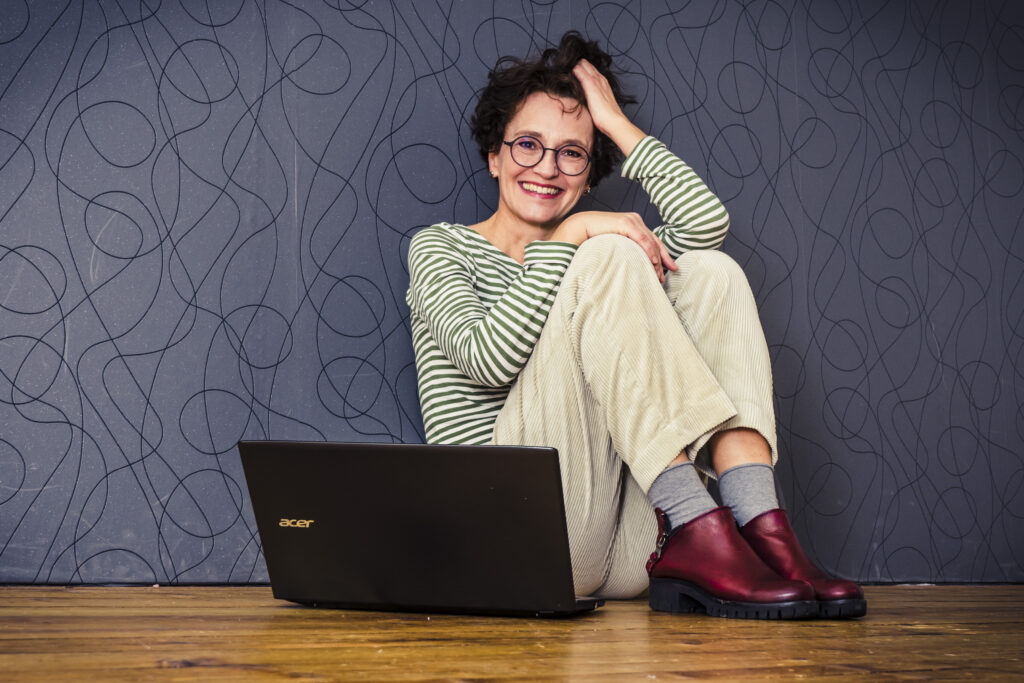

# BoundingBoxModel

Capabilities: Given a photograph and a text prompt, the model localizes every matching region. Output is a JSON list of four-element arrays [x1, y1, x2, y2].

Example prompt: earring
[[584, 187, 591, 195]]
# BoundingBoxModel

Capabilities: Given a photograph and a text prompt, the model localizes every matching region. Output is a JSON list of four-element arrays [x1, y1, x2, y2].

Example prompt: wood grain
[[1, 585, 1021, 680]]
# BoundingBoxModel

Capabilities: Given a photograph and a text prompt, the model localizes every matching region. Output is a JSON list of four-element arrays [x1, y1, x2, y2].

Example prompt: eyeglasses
[[502, 136, 591, 176]]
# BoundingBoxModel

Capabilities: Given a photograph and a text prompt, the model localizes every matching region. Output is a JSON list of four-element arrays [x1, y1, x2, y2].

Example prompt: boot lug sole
[[819, 597, 867, 619], [649, 577, 819, 620]]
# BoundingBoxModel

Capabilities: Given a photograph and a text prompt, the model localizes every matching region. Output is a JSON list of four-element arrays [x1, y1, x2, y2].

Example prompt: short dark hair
[[471, 31, 636, 189]]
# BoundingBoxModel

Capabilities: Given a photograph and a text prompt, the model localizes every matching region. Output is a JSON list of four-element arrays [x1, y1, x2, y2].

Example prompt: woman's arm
[[407, 225, 576, 387], [571, 58, 730, 260], [622, 137, 731, 257]]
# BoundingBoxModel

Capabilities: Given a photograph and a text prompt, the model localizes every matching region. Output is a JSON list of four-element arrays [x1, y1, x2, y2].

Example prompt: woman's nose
[[535, 148, 560, 176]]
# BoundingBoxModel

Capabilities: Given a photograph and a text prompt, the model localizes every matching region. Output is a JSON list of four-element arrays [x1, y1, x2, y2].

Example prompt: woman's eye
[[560, 147, 584, 159], [516, 138, 539, 150]]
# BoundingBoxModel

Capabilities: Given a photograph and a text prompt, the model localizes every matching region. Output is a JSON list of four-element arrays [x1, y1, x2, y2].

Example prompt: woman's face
[[488, 91, 594, 231]]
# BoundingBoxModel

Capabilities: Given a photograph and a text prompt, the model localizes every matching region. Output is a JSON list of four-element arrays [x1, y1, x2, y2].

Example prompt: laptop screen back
[[239, 441, 586, 615]]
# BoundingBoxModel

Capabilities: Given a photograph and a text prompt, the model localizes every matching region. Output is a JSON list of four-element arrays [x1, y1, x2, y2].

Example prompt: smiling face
[[488, 91, 594, 232]]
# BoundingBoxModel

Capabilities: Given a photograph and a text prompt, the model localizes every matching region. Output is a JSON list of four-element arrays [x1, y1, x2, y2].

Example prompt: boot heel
[[649, 578, 703, 614]]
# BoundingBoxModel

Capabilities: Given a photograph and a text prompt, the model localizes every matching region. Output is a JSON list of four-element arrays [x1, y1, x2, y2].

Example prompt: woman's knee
[[676, 249, 749, 290], [569, 234, 656, 279], [576, 233, 645, 260], [678, 248, 743, 275]]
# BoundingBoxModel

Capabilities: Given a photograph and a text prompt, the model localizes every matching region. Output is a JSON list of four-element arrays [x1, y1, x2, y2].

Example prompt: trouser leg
[[493, 234, 736, 597], [602, 249, 781, 596], [664, 249, 778, 474]]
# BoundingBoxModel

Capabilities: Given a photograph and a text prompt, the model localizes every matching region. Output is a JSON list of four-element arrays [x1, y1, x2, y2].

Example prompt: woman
[[406, 31, 865, 619]]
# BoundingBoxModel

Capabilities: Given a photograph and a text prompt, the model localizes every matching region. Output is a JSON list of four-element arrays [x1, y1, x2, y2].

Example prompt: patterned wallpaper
[[1, 0, 1021, 584]]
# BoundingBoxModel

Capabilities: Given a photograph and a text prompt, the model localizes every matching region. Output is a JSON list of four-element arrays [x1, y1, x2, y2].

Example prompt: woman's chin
[[523, 205, 573, 229], [496, 196, 574, 231]]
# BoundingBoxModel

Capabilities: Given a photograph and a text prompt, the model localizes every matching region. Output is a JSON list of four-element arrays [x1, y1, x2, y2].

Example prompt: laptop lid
[[238, 441, 602, 617]]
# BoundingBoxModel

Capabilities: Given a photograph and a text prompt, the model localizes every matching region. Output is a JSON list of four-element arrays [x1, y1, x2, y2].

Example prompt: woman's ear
[[488, 150, 499, 178]]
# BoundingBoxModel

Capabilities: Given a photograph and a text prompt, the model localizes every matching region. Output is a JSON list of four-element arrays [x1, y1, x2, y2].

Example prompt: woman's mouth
[[520, 181, 562, 197]]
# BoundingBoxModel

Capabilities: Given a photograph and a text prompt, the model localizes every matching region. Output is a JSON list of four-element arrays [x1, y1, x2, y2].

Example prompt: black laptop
[[237, 440, 604, 617]]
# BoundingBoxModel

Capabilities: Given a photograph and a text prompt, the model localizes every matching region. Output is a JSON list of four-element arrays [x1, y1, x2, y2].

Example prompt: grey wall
[[1, 0, 1021, 584]]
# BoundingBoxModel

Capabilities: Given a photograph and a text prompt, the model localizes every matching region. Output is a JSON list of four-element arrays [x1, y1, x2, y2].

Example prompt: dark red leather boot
[[646, 507, 818, 619], [740, 509, 867, 619]]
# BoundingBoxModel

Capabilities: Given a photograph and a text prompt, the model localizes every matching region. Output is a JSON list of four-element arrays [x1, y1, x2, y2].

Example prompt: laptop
[[237, 440, 604, 617]]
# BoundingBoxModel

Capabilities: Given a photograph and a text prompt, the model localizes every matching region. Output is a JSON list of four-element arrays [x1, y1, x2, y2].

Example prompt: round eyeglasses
[[502, 136, 592, 176]]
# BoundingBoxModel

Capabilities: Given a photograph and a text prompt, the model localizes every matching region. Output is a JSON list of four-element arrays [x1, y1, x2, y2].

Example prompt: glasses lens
[[557, 145, 589, 176], [510, 137, 543, 166]]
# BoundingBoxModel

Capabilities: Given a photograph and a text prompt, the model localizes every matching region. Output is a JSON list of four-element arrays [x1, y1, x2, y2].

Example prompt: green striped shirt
[[406, 136, 730, 444]]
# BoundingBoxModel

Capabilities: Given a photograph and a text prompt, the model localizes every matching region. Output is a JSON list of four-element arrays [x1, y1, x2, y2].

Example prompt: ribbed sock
[[647, 461, 718, 529], [717, 462, 779, 526]]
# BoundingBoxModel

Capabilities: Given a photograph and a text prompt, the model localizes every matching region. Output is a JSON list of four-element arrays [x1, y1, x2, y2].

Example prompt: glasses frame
[[501, 136, 592, 176]]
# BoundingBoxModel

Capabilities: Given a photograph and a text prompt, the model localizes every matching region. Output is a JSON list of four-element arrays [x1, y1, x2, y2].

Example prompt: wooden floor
[[1, 585, 1022, 681]]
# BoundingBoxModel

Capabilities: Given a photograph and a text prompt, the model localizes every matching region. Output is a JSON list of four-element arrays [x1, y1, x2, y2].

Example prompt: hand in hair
[[572, 59, 646, 157]]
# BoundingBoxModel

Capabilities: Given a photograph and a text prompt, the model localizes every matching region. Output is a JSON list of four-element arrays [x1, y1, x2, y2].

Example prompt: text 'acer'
[[279, 519, 315, 528]]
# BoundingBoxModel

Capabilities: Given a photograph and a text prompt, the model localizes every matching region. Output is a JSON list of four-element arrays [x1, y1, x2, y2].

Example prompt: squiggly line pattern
[[0, 0, 1021, 583]]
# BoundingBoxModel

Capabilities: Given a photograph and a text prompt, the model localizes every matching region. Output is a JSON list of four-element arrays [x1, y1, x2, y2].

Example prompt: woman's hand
[[550, 211, 677, 282], [573, 59, 646, 156]]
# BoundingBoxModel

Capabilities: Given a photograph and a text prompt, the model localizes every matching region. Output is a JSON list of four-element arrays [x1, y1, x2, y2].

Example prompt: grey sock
[[648, 461, 718, 529], [717, 462, 779, 527]]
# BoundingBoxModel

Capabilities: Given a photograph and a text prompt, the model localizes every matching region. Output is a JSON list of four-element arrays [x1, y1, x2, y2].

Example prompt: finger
[[574, 58, 595, 76], [619, 228, 656, 268], [620, 220, 653, 252], [573, 65, 595, 102], [635, 233, 663, 272], [663, 252, 678, 272], [574, 60, 610, 94], [657, 241, 677, 272], [637, 224, 677, 274], [572, 60, 594, 85], [649, 241, 674, 277], [626, 218, 661, 262], [637, 225, 665, 264]]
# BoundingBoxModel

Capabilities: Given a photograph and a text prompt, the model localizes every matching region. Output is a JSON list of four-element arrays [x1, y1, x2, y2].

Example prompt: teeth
[[522, 182, 560, 195]]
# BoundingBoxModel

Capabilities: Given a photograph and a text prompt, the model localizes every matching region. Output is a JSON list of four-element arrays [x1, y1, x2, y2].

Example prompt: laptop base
[[286, 597, 605, 618]]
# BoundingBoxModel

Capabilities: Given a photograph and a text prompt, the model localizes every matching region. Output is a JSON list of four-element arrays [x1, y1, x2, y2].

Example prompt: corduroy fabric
[[666, 250, 779, 472], [493, 235, 777, 599]]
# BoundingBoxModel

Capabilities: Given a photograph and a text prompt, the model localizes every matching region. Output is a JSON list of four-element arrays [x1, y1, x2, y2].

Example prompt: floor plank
[[1, 585, 1022, 680]]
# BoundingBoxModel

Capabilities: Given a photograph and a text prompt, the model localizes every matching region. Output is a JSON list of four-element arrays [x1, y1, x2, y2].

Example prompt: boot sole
[[820, 597, 867, 619], [649, 577, 818, 620]]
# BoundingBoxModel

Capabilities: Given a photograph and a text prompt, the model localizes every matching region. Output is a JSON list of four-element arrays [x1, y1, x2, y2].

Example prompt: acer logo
[[279, 518, 315, 528]]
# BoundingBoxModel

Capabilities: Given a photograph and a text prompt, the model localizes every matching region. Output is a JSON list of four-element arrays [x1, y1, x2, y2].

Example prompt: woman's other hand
[[550, 211, 677, 282], [573, 59, 646, 156]]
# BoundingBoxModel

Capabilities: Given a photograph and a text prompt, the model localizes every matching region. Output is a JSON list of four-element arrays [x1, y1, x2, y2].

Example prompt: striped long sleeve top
[[406, 136, 730, 445]]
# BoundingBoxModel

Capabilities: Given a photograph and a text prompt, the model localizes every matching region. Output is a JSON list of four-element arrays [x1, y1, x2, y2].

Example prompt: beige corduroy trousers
[[492, 234, 778, 599]]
